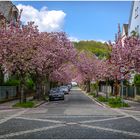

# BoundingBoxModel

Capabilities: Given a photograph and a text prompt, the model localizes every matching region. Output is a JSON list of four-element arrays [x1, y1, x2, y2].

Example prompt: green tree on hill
[[73, 40, 111, 59]]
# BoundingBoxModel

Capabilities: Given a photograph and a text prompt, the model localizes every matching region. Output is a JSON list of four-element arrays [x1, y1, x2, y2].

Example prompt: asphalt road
[[0, 87, 140, 139]]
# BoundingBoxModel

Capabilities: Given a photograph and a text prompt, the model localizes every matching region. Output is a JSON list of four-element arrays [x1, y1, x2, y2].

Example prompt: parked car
[[71, 81, 77, 86], [49, 88, 64, 101], [67, 84, 72, 91], [59, 86, 69, 94]]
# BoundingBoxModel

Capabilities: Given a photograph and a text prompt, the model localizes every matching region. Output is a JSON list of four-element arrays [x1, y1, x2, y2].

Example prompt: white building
[[128, 1, 140, 36], [121, 24, 128, 46]]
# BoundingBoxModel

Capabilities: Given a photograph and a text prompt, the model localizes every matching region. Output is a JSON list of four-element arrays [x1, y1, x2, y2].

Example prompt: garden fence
[[100, 85, 140, 99], [0, 86, 17, 101]]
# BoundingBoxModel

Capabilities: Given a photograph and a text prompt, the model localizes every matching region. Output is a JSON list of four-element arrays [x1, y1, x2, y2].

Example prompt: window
[[135, 7, 139, 18], [134, 25, 139, 37]]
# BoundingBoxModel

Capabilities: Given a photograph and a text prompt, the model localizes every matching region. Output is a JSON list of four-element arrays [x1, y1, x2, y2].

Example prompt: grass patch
[[108, 97, 129, 108], [97, 96, 108, 102], [89, 92, 96, 97], [88, 93, 129, 108], [13, 101, 35, 108]]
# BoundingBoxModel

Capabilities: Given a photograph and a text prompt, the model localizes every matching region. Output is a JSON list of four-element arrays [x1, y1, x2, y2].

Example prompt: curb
[[34, 100, 48, 108], [0, 107, 14, 110], [92, 96, 110, 108], [0, 100, 48, 110], [81, 90, 110, 109]]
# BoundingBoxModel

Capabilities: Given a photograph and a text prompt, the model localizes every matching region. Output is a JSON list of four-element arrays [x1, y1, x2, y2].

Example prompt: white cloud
[[68, 36, 79, 42], [17, 4, 66, 32]]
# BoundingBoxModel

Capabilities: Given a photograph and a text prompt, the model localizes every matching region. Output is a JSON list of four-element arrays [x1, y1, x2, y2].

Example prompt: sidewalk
[[0, 97, 33, 110], [98, 92, 140, 111], [0, 96, 46, 110]]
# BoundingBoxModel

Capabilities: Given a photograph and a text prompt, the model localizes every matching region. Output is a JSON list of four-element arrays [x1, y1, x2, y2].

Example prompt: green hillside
[[73, 40, 111, 59]]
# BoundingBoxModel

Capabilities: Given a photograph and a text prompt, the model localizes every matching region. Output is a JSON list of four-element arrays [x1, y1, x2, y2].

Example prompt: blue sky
[[13, 1, 132, 42]]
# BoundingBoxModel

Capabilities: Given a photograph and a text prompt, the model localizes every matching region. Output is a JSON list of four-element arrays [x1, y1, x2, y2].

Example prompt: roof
[[122, 24, 129, 36]]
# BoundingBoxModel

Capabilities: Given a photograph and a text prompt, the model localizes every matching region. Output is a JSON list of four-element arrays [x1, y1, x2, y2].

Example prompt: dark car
[[59, 86, 69, 94], [49, 88, 64, 101]]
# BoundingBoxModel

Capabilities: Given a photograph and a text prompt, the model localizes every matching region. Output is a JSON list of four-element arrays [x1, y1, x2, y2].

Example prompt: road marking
[[0, 124, 66, 138], [0, 109, 29, 125], [15, 116, 64, 124], [121, 109, 140, 113], [79, 116, 128, 124], [42, 115, 121, 118], [66, 122, 77, 125], [80, 124, 140, 137], [113, 108, 140, 122], [81, 89, 140, 122], [15, 115, 127, 125]]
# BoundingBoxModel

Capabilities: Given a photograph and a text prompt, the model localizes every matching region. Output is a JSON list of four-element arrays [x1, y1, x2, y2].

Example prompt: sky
[[13, 1, 132, 42]]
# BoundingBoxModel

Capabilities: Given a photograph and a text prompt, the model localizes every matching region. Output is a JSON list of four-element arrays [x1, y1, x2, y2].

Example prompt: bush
[[97, 96, 108, 102], [91, 83, 99, 93], [13, 101, 35, 108], [26, 79, 35, 90], [108, 97, 121, 104], [89, 92, 96, 97], [123, 80, 130, 86], [3, 79, 20, 86], [134, 74, 140, 86], [108, 97, 129, 108]]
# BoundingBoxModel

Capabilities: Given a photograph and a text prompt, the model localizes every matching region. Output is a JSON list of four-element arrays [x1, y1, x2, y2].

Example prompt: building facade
[[0, 1, 18, 27], [128, 1, 140, 36], [121, 24, 128, 46]]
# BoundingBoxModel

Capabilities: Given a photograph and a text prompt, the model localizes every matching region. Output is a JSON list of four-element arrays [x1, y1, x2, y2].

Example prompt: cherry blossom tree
[[50, 63, 76, 85], [105, 24, 140, 96], [74, 51, 97, 92], [30, 31, 77, 99], [0, 13, 39, 102], [0, 7, 80, 101]]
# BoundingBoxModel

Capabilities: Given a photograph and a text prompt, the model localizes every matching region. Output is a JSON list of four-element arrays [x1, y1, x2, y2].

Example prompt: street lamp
[[119, 65, 126, 102]]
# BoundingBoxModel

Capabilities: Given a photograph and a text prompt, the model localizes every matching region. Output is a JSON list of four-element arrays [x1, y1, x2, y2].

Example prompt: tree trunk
[[111, 83, 114, 96], [34, 76, 45, 100], [45, 79, 50, 96], [0, 67, 4, 85], [86, 80, 90, 93], [106, 80, 108, 99], [96, 81, 99, 97], [114, 80, 119, 98], [34, 81, 41, 100], [83, 81, 86, 91], [20, 79, 26, 103]]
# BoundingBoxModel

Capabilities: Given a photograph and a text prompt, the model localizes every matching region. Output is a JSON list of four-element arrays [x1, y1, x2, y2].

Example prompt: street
[[0, 87, 140, 139]]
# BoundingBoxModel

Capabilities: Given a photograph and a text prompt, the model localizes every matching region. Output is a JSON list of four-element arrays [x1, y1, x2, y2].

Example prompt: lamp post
[[119, 65, 126, 102]]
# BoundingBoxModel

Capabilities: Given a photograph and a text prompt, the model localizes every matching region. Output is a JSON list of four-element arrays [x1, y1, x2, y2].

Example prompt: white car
[[71, 82, 78, 86]]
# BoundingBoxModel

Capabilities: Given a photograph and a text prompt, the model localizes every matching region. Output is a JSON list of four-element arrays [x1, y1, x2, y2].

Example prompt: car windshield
[[59, 88, 64, 91]]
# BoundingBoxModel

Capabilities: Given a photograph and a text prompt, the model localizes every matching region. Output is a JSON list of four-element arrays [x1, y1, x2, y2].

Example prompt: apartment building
[[128, 1, 140, 36]]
